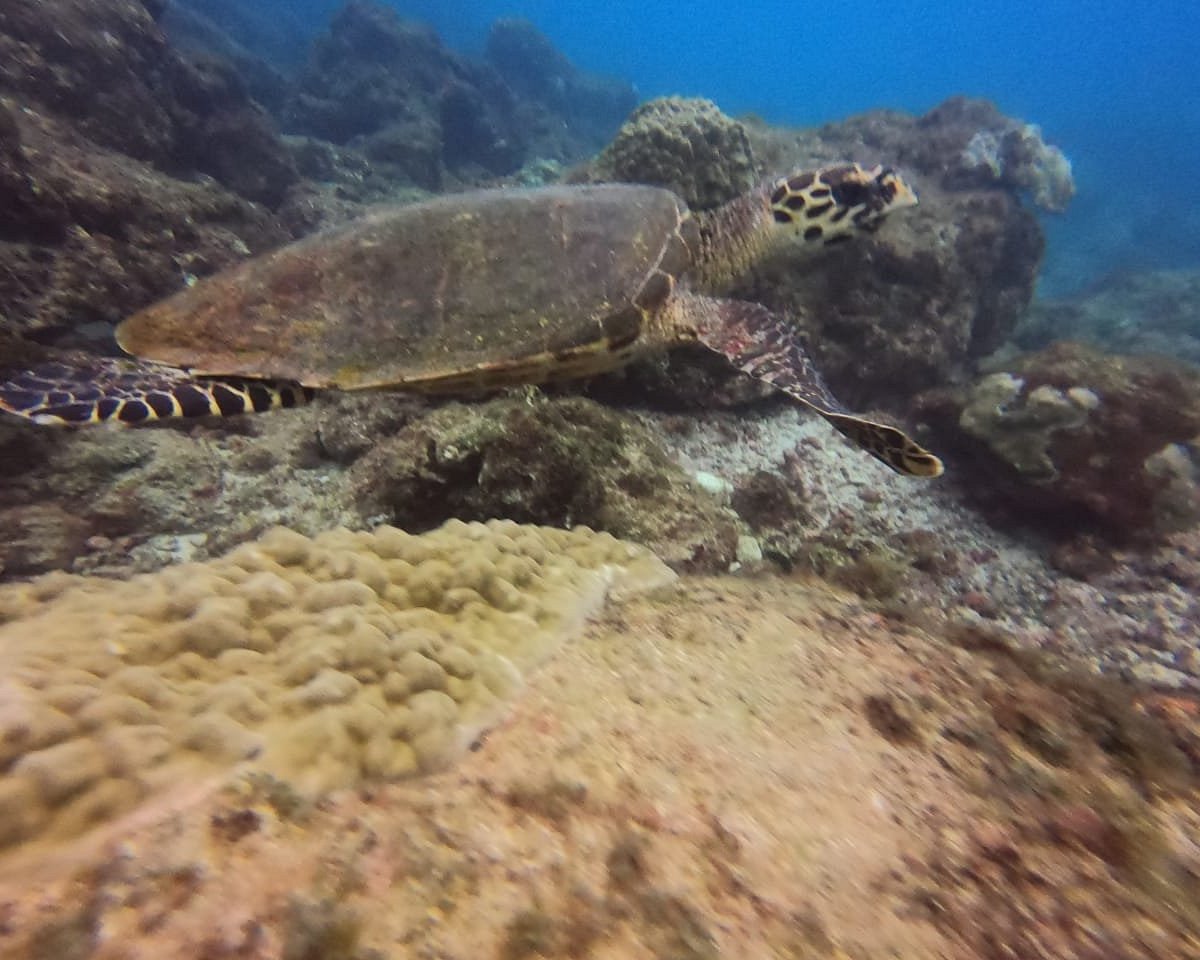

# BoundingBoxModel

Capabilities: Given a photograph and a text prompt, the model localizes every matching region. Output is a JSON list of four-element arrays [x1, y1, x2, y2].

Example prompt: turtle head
[[766, 163, 918, 248]]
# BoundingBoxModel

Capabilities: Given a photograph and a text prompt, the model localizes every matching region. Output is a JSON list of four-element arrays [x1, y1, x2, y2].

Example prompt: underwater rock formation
[[954, 342, 1200, 539], [0, 0, 295, 341], [0, 100, 290, 341], [283, 2, 633, 189], [0, 519, 670, 850], [590, 96, 758, 210], [166, 0, 313, 78], [0, 2, 1064, 592], [911, 97, 1075, 213], [160, 0, 292, 115], [484, 18, 637, 161], [282, 2, 467, 188], [1017, 268, 1200, 366], [0, 393, 739, 579], [0, 0, 297, 206]]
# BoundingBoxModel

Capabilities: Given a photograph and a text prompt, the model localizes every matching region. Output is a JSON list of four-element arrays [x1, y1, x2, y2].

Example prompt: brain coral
[[593, 96, 756, 210], [0, 519, 673, 851]]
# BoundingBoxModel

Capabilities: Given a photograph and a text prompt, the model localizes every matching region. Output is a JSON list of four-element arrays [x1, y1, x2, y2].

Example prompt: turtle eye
[[831, 178, 870, 209]]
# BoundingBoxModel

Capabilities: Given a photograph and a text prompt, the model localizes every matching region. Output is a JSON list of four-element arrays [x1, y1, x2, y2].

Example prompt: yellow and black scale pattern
[[0, 358, 312, 425]]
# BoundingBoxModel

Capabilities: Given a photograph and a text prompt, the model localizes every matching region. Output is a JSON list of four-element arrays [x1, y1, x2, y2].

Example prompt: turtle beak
[[876, 166, 918, 212]]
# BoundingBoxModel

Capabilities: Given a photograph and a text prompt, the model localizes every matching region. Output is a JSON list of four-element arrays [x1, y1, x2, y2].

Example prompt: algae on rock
[[351, 395, 741, 571]]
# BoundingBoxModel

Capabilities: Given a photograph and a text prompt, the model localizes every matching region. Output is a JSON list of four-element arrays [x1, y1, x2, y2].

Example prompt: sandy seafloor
[[1, 575, 959, 958]]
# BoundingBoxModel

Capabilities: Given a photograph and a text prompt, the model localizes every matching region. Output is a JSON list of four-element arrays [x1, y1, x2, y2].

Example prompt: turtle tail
[[0, 358, 313, 425], [687, 294, 944, 478]]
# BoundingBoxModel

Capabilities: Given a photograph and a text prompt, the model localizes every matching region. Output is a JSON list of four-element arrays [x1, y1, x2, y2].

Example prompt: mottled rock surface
[[349, 396, 741, 572], [0, 0, 297, 205]]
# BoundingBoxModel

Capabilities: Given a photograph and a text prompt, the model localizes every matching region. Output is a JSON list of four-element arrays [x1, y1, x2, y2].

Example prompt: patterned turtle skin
[[0, 164, 942, 477]]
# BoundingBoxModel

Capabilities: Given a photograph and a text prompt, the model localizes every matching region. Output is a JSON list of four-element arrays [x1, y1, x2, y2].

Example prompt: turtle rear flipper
[[687, 295, 944, 477], [0, 358, 311, 425]]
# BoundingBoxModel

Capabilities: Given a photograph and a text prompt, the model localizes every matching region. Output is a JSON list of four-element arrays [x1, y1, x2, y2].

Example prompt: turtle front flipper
[[0, 358, 312, 425], [685, 295, 943, 477]]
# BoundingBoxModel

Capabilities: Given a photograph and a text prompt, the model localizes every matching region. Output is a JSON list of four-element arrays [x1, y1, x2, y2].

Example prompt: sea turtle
[[0, 163, 943, 477]]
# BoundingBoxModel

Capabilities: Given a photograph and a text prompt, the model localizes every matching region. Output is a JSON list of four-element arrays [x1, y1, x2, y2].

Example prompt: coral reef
[[894, 96, 1074, 212], [0, 0, 636, 354], [4, 7, 1199, 952], [959, 371, 1097, 481], [954, 342, 1200, 538], [0, 394, 364, 578], [0, 393, 741, 580], [756, 99, 1051, 404], [0, 518, 672, 850], [283, 3, 474, 188], [0, 0, 297, 207], [940, 99, 1075, 212], [959, 123, 1074, 212], [0, 99, 291, 342], [590, 96, 757, 210]]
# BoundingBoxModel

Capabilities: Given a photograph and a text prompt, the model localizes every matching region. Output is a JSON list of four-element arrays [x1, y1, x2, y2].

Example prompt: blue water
[[255, 0, 1200, 296]]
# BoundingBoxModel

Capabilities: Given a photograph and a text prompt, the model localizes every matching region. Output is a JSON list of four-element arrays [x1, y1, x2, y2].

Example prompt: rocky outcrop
[[591, 97, 1052, 414], [484, 18, 636, 162], [0, 0, 297, 206], [283, 3, 633, 190], [0, 0, 298, 345], [160, 0, 292, 114]]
